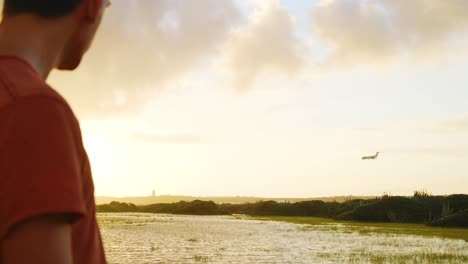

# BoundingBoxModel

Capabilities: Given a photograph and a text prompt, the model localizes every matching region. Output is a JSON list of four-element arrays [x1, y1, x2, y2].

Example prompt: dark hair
[[3, 0, 82, 18]]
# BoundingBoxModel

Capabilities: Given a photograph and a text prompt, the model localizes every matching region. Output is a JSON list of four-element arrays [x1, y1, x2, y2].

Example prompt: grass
[[254, 216, 468, 241], [97, 213, 169, 228], [346, 252, 468, 264], [150, 243, 158, 252], [193, 255, 209, 262]]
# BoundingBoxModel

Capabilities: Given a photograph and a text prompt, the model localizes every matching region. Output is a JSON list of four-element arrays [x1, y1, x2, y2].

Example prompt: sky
[[5, 0, 468, 197]]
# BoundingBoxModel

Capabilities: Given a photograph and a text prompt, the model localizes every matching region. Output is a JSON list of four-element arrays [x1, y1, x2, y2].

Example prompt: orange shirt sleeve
[[0, 96, 87, 240]]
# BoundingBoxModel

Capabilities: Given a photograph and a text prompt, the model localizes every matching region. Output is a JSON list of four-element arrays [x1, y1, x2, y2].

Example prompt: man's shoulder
[[0, 60, 72, 115]]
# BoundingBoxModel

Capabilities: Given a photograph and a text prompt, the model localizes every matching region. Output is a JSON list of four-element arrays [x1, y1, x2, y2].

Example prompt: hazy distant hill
[[95, 195, 373, 205]]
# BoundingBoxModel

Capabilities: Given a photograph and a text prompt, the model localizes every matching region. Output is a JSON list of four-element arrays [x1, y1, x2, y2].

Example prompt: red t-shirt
[[0, 56, 106, 263]]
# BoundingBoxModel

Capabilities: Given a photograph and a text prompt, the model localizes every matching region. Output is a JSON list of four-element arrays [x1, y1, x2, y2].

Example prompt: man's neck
[[0, 15, 73, 80]]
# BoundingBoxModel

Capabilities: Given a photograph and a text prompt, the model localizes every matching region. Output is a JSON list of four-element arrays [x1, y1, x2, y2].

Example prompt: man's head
[[3, 0, 83, 18], [2, 0, 111, 70]]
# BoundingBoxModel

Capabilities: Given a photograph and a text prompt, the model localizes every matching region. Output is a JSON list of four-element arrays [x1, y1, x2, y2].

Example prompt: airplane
[[362, 152, 379, 160]]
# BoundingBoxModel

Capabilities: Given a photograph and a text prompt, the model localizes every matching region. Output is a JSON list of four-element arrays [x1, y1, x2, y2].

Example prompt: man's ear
[[85, 0, 104, 23]]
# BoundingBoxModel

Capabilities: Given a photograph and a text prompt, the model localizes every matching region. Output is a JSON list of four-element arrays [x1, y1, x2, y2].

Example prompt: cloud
[[129, 132, 207, 145], [226, 1, 307, 90], [47, 0, 242, 116], [311, 0, 468, 66], [3, 0, 468, 104], [2, 0, 307, 103], [246, 0, 280, 9]]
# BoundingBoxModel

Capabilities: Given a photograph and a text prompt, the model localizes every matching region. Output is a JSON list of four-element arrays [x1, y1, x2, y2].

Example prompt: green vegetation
[[259, 216, 468, 241], [193, 255, 209, 262], [317, 252, 468, 264], [344, 252, 467, 264], [96, 193, 468, 228], [142, 200, 228, 215], [97, 200, 228, 215], [429, 209, 468, 228], [96, 201, 138, 212], [95, 195, 371, 205]]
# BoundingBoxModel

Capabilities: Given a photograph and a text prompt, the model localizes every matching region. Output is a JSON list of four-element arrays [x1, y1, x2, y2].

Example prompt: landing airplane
[[362, 152, 379, 160]]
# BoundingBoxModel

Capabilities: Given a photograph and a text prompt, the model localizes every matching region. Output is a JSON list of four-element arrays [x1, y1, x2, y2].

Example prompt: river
[[98, 213, 468, 264]]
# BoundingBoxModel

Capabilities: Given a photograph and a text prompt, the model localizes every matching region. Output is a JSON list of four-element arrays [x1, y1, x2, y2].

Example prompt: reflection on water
[[98, 213, 468, 264]]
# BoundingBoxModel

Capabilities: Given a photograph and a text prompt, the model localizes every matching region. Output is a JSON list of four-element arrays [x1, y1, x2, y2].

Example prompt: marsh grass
[[98, 213, 467, 263], [318, 250, 467, 263], [346, 252, 468, 264], [150, 243, 158, 252], [193, 255, 209, 262], [258, 216, 468, 241], [97, 213, 170, 227], [256, 216, 468, 263]]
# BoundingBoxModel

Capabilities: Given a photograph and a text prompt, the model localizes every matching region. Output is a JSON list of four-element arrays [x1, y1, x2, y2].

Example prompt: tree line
[[97, 193, 468, 228]]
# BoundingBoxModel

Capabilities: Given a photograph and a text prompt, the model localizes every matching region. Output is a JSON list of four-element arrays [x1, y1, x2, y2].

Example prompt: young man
[[0, 0, 110, 263]]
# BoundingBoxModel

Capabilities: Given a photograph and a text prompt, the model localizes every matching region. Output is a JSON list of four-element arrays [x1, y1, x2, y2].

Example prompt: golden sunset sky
[[3, 0, 468, 197]]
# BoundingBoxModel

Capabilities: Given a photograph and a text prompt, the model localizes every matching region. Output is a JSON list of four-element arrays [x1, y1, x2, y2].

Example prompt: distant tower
[[152, 190, 156, 197]]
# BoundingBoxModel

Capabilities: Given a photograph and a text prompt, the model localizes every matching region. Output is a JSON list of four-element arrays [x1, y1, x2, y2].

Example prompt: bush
[[97, 201, 138, 212], [429, 209, 468, 228], [336, 197, 427, 223]]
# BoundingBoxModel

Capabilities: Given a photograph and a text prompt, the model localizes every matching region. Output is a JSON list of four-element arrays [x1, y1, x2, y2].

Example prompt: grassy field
[[255, 216, 468, 242]]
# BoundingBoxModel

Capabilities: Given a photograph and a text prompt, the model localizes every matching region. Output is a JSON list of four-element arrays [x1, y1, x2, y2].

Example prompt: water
[[98, 213, 468, 264]]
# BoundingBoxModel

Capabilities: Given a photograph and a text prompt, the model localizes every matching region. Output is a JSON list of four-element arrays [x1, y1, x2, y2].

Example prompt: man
[[0, 0, 110, 263]]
